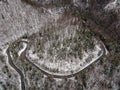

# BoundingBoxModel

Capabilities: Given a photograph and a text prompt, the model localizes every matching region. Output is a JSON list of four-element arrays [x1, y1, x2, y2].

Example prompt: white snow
[[104, 0, 119, 11], [1, 46, 21, 90], [18, 43, 27, 56], [28, 50, 39, 60], [26, 41, 104, 76]]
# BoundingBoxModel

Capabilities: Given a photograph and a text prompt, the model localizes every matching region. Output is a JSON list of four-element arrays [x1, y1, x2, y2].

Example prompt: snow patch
[[18, 43, 27, 56]]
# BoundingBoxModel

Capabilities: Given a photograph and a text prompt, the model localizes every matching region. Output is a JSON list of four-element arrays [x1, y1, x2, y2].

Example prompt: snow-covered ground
[[104, 0, 120, 12], [18, 42, 27, 56], [26, 39, 104, 76], [1, 46, 21, 90], [0, 0, 62, 48]]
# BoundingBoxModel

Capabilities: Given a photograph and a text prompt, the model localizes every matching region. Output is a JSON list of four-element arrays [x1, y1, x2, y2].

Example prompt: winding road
[[6, 48, 26, 90], [6, 39, 107, 90], [6, 40, 28, 90], [24, 39, 107, 78]]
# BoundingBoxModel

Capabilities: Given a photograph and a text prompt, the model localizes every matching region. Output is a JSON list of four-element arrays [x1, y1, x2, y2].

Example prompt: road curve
[[6, 47, 26, 90], [25, 40, 106, 78], [6, 39, 107, 86]]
